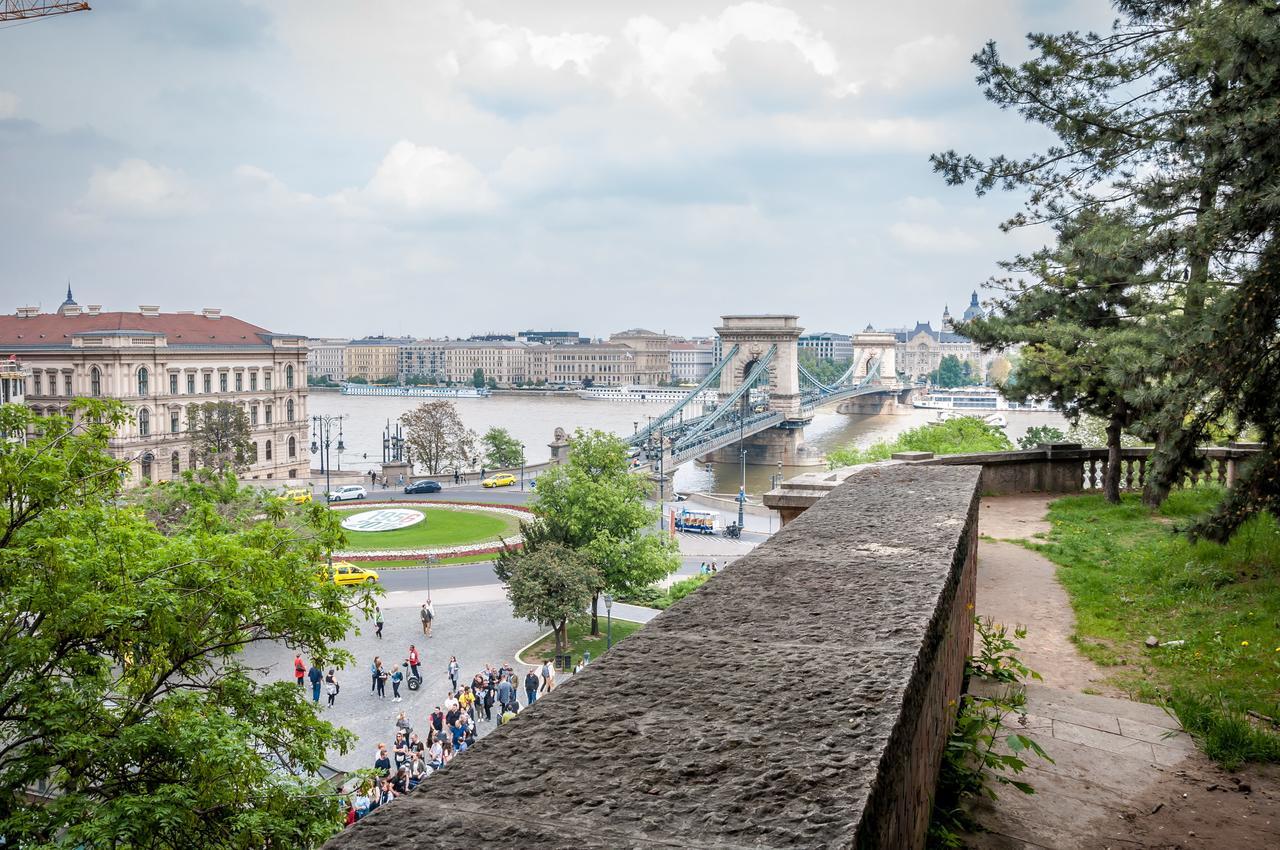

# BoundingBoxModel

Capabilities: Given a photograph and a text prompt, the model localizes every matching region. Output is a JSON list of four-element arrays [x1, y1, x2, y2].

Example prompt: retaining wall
[[327, 464, 981, 850]]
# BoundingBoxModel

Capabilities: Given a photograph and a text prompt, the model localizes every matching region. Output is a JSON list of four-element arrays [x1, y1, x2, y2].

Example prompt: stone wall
[[328, 465, 981, 850]]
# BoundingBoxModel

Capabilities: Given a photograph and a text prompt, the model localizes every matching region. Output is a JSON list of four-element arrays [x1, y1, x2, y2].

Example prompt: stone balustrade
[[327, 464, 982, 849]]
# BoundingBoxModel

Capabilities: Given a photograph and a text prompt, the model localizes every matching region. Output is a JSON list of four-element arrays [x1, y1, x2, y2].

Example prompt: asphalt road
[[376, 557, 706, 594], [350, 484, 533, 506]]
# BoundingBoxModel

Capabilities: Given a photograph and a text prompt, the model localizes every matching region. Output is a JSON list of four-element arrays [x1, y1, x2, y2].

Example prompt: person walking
[[408, 645, 421, 681], [293, 654, 306, 688], [307, 661, 323, 704], [524, 668, 540, 706], [419, 602, 433, 637], [325, 669, 340, 707], [447, 656, 460, 692], [540, 658, 556, 694], [390, 664, 404, 702], [374, 606, 384, 639], [496, 675, 515, 714]]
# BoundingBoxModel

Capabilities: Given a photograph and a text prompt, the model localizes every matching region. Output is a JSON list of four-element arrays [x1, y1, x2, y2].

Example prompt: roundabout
[[330, 501, 529, 561]]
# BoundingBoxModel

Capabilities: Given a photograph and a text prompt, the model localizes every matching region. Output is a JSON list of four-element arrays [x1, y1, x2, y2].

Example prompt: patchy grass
[[618, 574, 712, 610], [1033, 488, 1280, 765], [520, 615, 645, 665], [337, 507, 520, 550]]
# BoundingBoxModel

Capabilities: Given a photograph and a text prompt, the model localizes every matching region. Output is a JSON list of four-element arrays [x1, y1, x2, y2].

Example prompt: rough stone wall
[[327, 465, 981, 850]]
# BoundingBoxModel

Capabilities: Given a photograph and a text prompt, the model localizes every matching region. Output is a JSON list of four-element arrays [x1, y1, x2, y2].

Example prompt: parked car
[[481, 473, 517, 488], [278, 487, 312, 504], [404, 480, 442, 494], [319, 561, 380, 587], [327, 485, 367, 502]]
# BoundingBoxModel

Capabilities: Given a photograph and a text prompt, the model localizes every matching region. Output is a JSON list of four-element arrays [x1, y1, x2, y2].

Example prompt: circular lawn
[[338, 506, 521, 551]]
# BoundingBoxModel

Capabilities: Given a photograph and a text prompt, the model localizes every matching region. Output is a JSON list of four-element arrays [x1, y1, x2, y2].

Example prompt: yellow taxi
[[482, 473, 517, 488], [278, 488, 312, 504], [319, 561, 380, 587]]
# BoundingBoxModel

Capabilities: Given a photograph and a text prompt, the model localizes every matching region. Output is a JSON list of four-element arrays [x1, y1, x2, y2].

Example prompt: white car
[[327, 485, 367, 502]]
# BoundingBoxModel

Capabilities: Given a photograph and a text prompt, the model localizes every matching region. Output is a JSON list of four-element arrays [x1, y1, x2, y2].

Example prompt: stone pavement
[[970, 497, 1280, 849]]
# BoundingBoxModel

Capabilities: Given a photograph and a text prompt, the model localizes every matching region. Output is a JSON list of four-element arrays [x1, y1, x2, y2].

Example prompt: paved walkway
[[970, 496, 1280, 849]]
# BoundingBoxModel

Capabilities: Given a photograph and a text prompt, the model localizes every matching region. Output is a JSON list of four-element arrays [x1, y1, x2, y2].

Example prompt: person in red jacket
[[293, 654, 306, 687], [408, 645, 421, 681]]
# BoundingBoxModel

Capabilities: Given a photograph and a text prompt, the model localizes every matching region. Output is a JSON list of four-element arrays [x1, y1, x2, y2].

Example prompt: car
[[327, 485, 367, 502], [482, 473, 517, 488], [278, 488, 312, 504], [320, 561, 380, 587], [404, 480, 442, 494]]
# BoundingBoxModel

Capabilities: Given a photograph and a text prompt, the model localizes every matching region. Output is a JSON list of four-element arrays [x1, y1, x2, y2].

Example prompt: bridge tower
[[703, 315, 822, 466], [838, 330, 912, 415]]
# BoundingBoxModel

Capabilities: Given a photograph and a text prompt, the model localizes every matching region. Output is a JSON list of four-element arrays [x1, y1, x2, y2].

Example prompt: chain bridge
[[629, 315, 914, 471]]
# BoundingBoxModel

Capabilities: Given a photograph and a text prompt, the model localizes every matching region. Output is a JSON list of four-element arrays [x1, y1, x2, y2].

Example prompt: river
[[308, 391, 1067, 497]]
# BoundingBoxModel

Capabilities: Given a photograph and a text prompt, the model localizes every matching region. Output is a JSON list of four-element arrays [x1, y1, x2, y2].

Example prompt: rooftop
[[0, 305, 295, 349]]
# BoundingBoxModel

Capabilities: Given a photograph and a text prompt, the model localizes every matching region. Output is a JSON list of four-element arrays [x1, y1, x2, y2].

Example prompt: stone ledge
[[327, 465, 981, 850]]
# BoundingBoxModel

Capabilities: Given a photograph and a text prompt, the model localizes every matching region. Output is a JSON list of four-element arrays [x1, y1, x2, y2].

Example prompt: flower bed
[[329, 500, 531, 560]]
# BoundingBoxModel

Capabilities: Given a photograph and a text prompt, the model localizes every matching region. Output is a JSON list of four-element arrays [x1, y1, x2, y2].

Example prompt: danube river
[[308, 391, 1067, 496]]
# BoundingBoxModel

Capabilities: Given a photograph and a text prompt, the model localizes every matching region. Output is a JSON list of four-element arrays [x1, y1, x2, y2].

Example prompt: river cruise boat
[[576, 385, 717, 403], [340, 384, 490, 398], [913, 386, 1051, 412]]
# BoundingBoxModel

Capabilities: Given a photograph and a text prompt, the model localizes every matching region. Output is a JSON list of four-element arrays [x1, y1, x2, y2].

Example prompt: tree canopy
[[401, 401, 476, 475], [481, 426, 524, 469], [0, 401, 367, 848], [503, 541, 600, 658], [529, 429, 678, 633], [186, 400, 253, 473], [929, 355, 973, 388]]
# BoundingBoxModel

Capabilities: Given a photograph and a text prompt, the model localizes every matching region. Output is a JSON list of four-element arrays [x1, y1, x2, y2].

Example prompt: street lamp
[[310, 413, 346, 565], [520, 443, 526, 491], [604, 593, 613, 650]]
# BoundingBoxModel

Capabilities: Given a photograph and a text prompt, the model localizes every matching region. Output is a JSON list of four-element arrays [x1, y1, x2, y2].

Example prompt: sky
[[0, 0, 1116, 339]]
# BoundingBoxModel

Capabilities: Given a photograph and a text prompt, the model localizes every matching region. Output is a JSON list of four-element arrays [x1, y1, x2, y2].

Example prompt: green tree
[[481, 427, 524, 469], [502, 541, 601, 659], [472, 368, 485, 389], [530, 429, 678, 634], [186, 400, 253, 473], [797, 350, 853, 386], [401, 401, 476, 475], [1017, 425, 1066, 451], [0, 401, 366, 848], [961, 212, 1160, 502], [346, 376, 368, 384], [828, 417, 1013, 468], [930, 355, 968, 388]]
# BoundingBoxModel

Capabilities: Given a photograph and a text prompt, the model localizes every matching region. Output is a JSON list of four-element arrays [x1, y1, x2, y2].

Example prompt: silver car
[[327, 485, 367, 502]]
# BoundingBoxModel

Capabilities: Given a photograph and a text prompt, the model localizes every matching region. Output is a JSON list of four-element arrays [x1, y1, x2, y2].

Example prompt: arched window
[[90, 367, 101, 397], [138, 408, 150, 437], [286, 364, 294, 389], [250, 442, 258, 463], [286, 398, 294, 421], [265, 440, 273, 460], [138, 367, 149, 396], [140, 458, 152, 481], [288, 435, 297, 458], [171, 451, 180, 475]]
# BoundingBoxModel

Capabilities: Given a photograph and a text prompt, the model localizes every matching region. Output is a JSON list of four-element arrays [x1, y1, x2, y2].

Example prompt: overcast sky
[[0, 0, 1114, 339]]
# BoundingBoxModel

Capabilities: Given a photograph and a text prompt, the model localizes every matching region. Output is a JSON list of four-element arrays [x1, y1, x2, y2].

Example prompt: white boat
[[913, 386, 1050, 412], [340, 384, 490, 398], [576, 385, 717, 403], [935, 409, 1008, 429]]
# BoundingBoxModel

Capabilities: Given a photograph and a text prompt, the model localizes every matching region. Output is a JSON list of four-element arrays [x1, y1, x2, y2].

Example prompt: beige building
[[444, 341, 529, 385], [609, 329, 671, 385], [399, 340, 447, 383], [0, 292, 310, 485], [344, 337, 409, 382], [307, 338, 348, 382], [527, 343, 635, 386]]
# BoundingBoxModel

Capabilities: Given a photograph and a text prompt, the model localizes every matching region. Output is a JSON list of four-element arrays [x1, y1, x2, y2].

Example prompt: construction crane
[[0, 2, 90, 22]]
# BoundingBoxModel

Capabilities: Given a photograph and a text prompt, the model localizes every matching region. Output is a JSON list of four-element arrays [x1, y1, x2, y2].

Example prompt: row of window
[[32, 364, 297, 397], [139, 438, 299, 480], [135, 398, 298, 437]]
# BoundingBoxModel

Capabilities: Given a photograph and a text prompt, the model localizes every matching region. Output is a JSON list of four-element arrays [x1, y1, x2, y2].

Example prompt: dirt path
[[977, 495, 1116, 695], [969, 496, 1280, 849]]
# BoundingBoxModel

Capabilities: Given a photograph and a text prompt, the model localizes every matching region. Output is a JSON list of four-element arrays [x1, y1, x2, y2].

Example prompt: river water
[[309, 391, 1067, 497]]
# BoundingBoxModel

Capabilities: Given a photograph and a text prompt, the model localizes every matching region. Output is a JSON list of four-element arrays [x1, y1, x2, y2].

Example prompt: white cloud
[[881, 34, 966, 89], [80, 159, 201, 216], [0, 91, 18, 119], [888, 221, 981, 254], [357, 140, 496, 214]]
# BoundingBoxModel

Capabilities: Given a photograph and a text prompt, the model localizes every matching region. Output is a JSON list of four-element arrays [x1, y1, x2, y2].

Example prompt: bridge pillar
[[700, 426, 824, 466], [852, 331, 897, 379], [715, 315, 804, 420], [838, 386, 916, 415]]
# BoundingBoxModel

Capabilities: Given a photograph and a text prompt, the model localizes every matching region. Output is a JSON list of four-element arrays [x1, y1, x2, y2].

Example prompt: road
[[377, 556, 710, 595]]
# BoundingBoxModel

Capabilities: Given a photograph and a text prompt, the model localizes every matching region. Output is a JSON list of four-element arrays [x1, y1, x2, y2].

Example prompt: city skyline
[[1, 1, 1113, 337]]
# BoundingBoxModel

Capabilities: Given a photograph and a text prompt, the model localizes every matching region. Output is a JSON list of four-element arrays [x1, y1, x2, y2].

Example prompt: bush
[[1017, 425, 1066, 450], [618, 574, 711, 610], [828, 418, 1013, 468]]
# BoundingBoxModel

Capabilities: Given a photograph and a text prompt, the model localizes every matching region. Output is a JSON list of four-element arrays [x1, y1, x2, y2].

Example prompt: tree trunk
[[554, 618, 565, 657], [1103, 402, 1127, 504], [589, 592, 599, 636]]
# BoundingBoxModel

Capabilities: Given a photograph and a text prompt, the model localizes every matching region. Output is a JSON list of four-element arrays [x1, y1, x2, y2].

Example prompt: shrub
[[828, 418, 1013, 469]]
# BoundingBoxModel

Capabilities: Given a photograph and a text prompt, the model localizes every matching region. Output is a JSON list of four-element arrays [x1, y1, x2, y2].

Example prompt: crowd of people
[[339, 653, 561, 824]]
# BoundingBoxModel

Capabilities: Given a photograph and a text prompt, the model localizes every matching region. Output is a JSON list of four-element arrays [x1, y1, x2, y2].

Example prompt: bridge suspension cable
[[673, 345, 777, 455], [628, 344, 739, 447]]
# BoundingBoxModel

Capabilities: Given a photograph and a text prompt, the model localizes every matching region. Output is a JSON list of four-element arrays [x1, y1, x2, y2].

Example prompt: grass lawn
[[338, 507, 520, 551], [1032, 488, 1280, 766], [520, 615, 645, 665]]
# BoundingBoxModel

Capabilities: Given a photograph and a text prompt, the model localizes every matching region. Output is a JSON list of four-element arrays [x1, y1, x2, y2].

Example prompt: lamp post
[[604, 593, 613, 650], [656, 427, 665, 531], [737, 402, 747, 533], [310, 414, 346, 565], [520, 443, 526, 491]]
